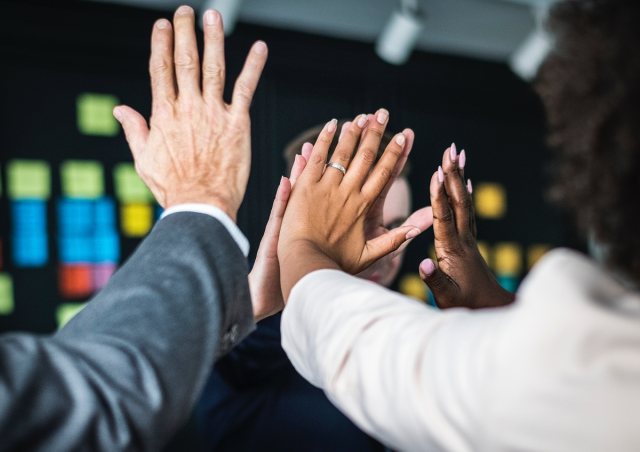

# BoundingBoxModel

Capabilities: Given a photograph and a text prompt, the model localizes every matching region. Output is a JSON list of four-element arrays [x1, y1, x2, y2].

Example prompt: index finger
[[230, 41, 268, 113], [149, 19, 176, 106]]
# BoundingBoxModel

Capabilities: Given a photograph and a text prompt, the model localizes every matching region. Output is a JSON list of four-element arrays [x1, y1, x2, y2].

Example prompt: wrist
[[280, 239, 340, 301], [164, 197, 238, 222]]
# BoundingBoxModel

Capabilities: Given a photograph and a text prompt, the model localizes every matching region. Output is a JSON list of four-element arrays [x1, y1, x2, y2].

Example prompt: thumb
[[419, 259, 460, 308], [362, 225, 421, 268], [113, 105, 149, 159]]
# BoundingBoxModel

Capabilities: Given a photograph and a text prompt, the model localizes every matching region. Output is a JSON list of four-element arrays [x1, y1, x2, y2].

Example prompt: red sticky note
[[58, 264, 93, 299]]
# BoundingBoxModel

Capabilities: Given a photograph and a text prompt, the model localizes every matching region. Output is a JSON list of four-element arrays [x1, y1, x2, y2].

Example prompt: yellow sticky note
[[399, 273, 427, 302], [77, 93, 120, 137], [7, 160, 51, 200], [0, 273, 14, 315], [56, 302, 87, 329], [61, 160, 104, 199], [474, 183, 507, 219], [494, 242, 523, 276], [113, 163, 155, 202], [121, 203, 153, 237], [476, 241, 492, 266], [528, 244, 552, 269]]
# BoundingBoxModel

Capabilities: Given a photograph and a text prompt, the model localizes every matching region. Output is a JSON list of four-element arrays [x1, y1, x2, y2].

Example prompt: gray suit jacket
[[0, 212, 255, 451]]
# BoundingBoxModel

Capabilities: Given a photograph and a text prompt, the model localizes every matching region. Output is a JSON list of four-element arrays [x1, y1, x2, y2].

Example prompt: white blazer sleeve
[[281, 269, 510, 452]]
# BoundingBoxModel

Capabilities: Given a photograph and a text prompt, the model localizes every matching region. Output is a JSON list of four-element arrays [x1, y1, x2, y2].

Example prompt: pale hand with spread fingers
[[420, 144, 515, 309], [112, 6, 268, 222], [278, 110, 429, 300]]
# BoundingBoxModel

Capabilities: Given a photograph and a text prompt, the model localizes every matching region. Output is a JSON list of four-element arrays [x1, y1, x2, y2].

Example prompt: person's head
[[536, 0, 640, 285], [283, 120, 412, 287]]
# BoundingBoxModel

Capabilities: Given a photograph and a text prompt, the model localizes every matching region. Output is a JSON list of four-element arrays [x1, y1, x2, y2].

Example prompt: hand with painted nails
[[278, 110, 428, 300], [112, 6, 268, 221], [248, 144, 312, 322], [420, 144, 515, 309]]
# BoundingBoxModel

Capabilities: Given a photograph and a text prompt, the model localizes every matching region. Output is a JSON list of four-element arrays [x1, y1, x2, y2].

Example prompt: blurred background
[[0, 0, 574, 448]]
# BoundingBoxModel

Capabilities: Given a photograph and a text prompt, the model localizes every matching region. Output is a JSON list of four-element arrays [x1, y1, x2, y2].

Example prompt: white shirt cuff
[[160, 203, 250, 257]]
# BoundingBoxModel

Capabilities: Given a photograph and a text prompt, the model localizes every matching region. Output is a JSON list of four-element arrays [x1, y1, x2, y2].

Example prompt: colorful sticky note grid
[[58, 264, 93, 299], [92, 264, 116, 291], [528, 244, 552, 270], [121, 203, 153, 237], [398, 273, 427, 302], [77, 93, 120, 137], [10, 200, 49, 267], [56, 302, 87, 329], [7, 160, 51, 200], [474, 182, 507, 219], [113, 163, 155, 202], [60, 160, 104, 199], [494, 242, 523, 276], [0, 273, 14, 315]]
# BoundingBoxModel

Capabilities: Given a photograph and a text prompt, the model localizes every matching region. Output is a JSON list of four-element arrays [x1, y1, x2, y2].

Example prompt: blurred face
[[366, 177, 412, 287]]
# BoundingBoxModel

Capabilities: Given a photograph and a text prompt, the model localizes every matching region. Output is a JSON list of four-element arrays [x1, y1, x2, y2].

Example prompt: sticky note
[[77, 93, 120, 137], [399, 273, 427, 302], [12, 233, 48, 267], [58, 236, 94, 263], [121, 203, 153, 237], [528, 244, 552, 269], [113, 163, 155, 202], [474, 183, 507, 219], [93, 232, 120, 263], [497, 275, 519, 292], [0, 273, 14, 315], [476, 241, 492, 266], [11, 200, 47, 234], [56, 302, 87, 329], [94, 197, 117, 231], [92, 264, 116, 291], [61, 160, 104, 199], [494, 242, 523, 276], [57, 199, 94, 236], [7, 160, 51, 200], [58, 264, 93, 299]]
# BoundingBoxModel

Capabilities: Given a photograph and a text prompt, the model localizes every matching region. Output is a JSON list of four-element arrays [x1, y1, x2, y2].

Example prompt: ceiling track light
[[375, 0, 426, 66], [200, 0, 243, 35]]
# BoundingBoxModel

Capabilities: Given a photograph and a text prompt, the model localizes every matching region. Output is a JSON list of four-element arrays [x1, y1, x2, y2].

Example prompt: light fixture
[[375, 0, 426, 66], [200, 0, 243, 35], [508, 2, 556, 80]]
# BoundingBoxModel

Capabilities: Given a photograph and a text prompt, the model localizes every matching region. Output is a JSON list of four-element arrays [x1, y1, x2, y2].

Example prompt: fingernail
[[421, 259, 435, 276], [438, 166, 444, 183], [254, 41, 267, 54], [176, 5, 192, 15], [204, 10, 218, 25], [157, 19, 169, 29], [376, 109, 389, 124], [405, 227, 421, 240], [327, 119, 337, 133], [459, 150, 466, 169], [450, 143, 457, 161], [113, 107, 123, 122], [395, 134, 405, 146], [467, 179, 473, 194], [357, 114, 368, 128]]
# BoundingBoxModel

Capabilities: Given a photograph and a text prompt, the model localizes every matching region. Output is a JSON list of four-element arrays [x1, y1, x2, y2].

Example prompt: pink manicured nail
[[176, 5, 192, 15], [327, 119, 337, 133], [357, 114, 368, 128], [395, 134, 405, 146], [157, 19, 169, 29], [376, 109, 389, 124], [339, 122, 350, 140], [405, 228, 421, 239], [467, 179, 473, 194], [254, 41, 267, 54], [421, 259, 435, 276], [459, 150, 466, 169], [450, 143, 457, 161], [438, 166, 444, 183], [204, 10, 218, 25]]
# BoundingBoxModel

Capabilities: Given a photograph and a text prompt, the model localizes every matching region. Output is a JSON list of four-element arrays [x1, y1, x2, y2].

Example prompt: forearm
[[280, 240, 340, 301]]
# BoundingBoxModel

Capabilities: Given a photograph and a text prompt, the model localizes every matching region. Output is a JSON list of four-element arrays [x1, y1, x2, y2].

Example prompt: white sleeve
[[161, 203, 249, 257], [281, 269, 509, 452]]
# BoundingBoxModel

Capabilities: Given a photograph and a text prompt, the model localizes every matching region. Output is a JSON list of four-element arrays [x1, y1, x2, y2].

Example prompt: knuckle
[[334, 148, 351, 163], [438, 206, 455, 223], [150, 57, 171, 76], [359, 147, 376, 165], [457, 196, 473, 210], [174, 52, 198, 69], [203, 66, 225, 82], [368, 127, 383, 139], [377, 166, 392, 182]]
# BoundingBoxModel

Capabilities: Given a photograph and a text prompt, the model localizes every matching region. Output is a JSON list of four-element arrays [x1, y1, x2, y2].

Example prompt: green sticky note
[[77, 93, 120, 137], [7, 160, 51, 200], [113, 163, 155, 202], [0, 273, 14, 315], [61, 160, 104, 199], [56, 302, 87, 329]]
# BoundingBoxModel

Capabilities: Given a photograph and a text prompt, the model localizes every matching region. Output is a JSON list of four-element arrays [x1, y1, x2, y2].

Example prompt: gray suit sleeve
[[0, 212, 254, 452]]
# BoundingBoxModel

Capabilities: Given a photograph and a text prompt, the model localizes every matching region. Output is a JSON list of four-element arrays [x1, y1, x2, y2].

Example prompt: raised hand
[[112, 6, 268, 221], [278, 110, 427, 300], [420, 145, 515, 309]]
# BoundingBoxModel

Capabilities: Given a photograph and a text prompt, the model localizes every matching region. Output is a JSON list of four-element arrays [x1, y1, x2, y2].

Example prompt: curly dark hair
[[536, 0, 640, 283]]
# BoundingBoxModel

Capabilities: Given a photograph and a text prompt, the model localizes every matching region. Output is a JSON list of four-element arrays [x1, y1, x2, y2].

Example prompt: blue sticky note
[[58, 236, 94, 263], [93, 232, 120, 263], [94, 197, 117, 232], [11, 201, 47, 233], [12, 233, 49, 267], [57, 199, 94, 236], [497, 275, 519, 292]]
